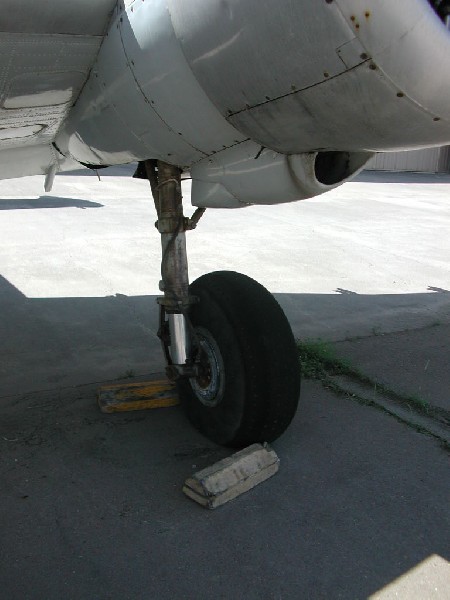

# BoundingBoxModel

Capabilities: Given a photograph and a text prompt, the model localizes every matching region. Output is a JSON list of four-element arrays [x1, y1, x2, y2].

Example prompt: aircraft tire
[[178, 271, 300, 447]]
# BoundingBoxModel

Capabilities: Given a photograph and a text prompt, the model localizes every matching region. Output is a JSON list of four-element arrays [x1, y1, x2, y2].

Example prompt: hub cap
[[190, 327, 225, 407]]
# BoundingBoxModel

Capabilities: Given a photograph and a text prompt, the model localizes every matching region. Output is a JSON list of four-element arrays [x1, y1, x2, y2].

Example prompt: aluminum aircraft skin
[[2, 0, 450, 202], [1, 0, 449, 446]]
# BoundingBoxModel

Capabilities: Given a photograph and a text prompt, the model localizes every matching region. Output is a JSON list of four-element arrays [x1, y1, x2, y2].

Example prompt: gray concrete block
[[183, 443, 279, 509]]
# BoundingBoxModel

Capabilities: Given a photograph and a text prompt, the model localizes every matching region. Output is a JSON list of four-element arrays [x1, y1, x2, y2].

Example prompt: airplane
[[1, 0, 450, 447]]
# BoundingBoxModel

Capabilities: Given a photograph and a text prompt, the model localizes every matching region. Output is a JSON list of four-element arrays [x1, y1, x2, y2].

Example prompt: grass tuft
[[297, 338, 448, 449], [297, 339, 354, 379], [297, 338, 435, 418]]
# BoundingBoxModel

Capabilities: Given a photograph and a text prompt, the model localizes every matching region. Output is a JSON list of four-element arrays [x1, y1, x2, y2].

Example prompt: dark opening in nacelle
[[428, 0, 450, 23], [315, 152, 351, 185], [314, 151, 371, 186]]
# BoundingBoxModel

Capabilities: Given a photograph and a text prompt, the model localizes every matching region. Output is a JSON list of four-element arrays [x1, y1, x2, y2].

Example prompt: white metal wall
[[366, 146, 450, 173]]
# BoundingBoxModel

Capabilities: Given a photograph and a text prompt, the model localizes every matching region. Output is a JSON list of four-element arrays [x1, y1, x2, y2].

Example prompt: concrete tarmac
[[0, 167, 449, 598]]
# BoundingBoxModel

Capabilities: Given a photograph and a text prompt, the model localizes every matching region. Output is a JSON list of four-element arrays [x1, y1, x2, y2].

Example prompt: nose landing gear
[[145, 160, 300, 447]]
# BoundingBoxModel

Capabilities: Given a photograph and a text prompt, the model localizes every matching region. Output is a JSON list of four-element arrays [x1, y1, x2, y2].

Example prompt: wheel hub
[[190, 328, 224, 407]]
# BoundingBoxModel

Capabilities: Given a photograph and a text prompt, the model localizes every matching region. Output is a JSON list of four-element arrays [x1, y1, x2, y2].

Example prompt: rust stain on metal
[[350, 14, 360, 29]]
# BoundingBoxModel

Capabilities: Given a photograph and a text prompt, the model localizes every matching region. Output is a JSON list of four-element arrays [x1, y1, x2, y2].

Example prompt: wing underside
[[0, 0, 117, 180]]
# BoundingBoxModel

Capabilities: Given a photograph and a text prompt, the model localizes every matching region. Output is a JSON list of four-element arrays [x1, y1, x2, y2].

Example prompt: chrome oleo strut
[[144, 160, 205, 381]]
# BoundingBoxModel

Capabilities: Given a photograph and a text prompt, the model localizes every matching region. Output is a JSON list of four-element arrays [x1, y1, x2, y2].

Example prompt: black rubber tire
[[178, 271, 300, 447]]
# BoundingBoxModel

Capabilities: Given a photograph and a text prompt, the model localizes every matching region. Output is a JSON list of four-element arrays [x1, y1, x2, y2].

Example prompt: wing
[[0, 0, 116, 182], [2, 0, 450, 205]]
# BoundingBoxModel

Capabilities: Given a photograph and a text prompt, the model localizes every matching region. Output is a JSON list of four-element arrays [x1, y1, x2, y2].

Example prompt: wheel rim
[[190, 327, 225, 407]]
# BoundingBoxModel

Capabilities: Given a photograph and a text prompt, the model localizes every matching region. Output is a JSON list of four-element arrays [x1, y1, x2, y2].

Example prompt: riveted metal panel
[[55, 74, 151, 166], [0, 0, 117, 36], [0, 33, 102, 155], [0, 34, 101, 105], [58, 1, 246, 166], [228, 63, 450, 154], [169, 0, 359, 115], [168, 0, 450, 156], [0, 0, 116, 173], [335, 0, 450, 120], [121, 0, 246, 155], [191, 140, 371, 207], [55, 0, 450, 175], [57, 8, 208, 166]]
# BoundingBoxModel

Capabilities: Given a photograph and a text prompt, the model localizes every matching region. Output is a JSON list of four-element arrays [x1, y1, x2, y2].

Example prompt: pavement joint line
[[334, 320, 449, 344], [324, 374, 450, 450], [298, 339, 450, 450], [337, 373, 450, 424]]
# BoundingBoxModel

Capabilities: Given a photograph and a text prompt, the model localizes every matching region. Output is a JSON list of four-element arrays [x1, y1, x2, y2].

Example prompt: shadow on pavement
[[0, 273, 449, 398], [0, 273, 449, 599], [0, 196, 104, 210]]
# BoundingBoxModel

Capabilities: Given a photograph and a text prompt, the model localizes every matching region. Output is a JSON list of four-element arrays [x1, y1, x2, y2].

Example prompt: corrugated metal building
[[366, 146, 450, 173]]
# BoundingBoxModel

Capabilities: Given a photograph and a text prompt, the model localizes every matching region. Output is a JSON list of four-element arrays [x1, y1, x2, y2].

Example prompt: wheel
[[178, 271, 300, 447]]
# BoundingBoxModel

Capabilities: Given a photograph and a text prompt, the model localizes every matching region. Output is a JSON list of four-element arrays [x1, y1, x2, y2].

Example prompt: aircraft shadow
[[1, 272, 449, 398], [0, 196, 103, 210], [0, 269, 448, 599]]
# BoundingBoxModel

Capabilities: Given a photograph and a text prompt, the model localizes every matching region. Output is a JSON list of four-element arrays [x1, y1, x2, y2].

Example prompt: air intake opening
[[314, 151, 353, 185], [314, 151, 371, 186]]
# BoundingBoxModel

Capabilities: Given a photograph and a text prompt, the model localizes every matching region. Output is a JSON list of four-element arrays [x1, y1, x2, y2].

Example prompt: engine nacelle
[[190, 142, 371, 208], [56, 0, 450, 206]]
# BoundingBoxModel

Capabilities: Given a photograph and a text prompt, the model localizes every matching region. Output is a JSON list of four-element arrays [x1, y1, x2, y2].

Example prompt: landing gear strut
[[144, 160, 199, 380], [145, 160, 300, 447]]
